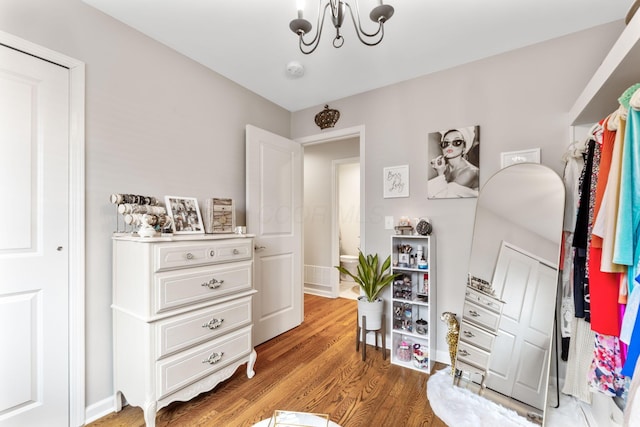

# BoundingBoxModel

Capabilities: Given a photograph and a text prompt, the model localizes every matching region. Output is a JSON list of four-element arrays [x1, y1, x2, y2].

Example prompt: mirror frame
[[457, 163, 565, 425]]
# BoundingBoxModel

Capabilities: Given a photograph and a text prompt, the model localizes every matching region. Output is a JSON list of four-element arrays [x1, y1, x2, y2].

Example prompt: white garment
[[598, 113, 627, 273], [562, 319, 596, 404], [621, 276, 639, 345], [427, 174, 478, 198], [562, 142, 585, 232]]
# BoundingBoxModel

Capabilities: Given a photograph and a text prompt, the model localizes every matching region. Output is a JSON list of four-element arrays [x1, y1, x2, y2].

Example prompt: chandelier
[[289, 0, 394, 55]]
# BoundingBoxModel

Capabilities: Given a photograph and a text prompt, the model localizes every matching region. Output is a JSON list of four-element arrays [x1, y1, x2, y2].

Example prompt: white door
[[0, 45, 70, 426], [246, 125, 303, 345], [486, 243, 556, 410]]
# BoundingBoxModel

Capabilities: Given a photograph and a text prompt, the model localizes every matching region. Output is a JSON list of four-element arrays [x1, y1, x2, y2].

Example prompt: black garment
[[572, 138, 595, 322]]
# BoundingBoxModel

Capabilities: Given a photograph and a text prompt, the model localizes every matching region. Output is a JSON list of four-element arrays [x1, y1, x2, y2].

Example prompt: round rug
[[427, 368, 537, 427]]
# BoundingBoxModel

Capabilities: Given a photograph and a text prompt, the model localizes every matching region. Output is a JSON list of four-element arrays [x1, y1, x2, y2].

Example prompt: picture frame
[[383, 165, 409, 198], [203, 198, 235, 233], [164, 196, 205, 234], [427, 125, 480, 199], [500, 148, 540, 169]]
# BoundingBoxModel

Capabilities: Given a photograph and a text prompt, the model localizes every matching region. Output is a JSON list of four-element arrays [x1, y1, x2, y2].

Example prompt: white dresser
[[112, 234, 257, 427], [455, 286, 504, 389]]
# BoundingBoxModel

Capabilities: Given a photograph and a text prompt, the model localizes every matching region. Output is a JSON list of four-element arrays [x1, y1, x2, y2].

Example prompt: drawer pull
[[201, 278, 224, 289], [463, 331, 475, 338], [233, 249, 240, 255], [468, 310, 480, 317], [202, 318, 224, 329], [210, 250, 215, 257], [458, 349, 470, 357], [186, 252, 194, 260], [202, 352, 224, 365]]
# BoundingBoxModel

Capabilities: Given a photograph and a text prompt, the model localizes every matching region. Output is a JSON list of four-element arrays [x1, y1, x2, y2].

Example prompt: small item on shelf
[[397, 341, 412, 362], [413, 343, 429, 369], [416, 319, 428, 335]]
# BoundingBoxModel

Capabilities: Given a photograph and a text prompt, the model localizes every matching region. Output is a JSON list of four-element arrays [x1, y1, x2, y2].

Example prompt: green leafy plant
[[335, 251, 401, 302]]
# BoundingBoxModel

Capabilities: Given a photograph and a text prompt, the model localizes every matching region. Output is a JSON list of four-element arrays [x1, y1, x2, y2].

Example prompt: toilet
[[339, 255, 359, 281]]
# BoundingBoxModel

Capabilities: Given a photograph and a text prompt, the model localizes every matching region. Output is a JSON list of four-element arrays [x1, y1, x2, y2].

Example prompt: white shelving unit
[[389, 234, 436, 373]]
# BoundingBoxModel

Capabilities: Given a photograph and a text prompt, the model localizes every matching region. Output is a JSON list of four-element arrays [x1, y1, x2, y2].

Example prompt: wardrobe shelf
[[569, 12, 640, 125]]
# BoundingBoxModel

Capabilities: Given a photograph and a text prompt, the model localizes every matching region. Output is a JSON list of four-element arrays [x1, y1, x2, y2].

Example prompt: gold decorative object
[[441, 312, 459, 376], [314, 105, 340, 129]]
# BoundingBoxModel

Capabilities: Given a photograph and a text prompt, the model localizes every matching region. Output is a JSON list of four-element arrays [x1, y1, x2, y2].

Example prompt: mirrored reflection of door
[[487, 243, 556, 410]]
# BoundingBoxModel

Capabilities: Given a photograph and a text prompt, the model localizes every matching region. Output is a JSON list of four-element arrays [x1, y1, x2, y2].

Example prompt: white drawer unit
[[455, 285, 504, 389], [112, 235, 257, 427], [461, 300, 501, 332]]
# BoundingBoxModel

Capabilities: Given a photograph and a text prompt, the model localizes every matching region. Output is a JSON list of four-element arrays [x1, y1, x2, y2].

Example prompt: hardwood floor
[[89, 294, 447, 427]]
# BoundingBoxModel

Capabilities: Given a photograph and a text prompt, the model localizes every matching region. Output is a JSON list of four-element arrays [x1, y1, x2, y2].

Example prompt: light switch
[[385, 216, 394, 229]]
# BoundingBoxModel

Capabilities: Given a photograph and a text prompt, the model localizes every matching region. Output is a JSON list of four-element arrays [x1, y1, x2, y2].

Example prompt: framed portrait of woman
[[427, 125, 480, 199]]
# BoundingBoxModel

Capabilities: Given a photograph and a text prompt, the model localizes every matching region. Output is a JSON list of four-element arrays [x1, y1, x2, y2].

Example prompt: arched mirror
[[455, 163, 565, 425]]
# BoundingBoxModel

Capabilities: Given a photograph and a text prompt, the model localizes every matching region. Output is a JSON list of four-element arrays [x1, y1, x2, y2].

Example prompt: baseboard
[[84, 396, 116, 425]]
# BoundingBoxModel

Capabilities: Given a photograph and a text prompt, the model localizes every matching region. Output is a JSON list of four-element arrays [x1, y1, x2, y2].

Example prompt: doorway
[[335, 159, 360, 300], [299, 126, 364, 301]]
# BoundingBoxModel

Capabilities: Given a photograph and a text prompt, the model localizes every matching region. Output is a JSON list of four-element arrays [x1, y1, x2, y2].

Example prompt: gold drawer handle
[[463, 331, 475, 338], [202, 318, 224, 330], [201, 278, 224, 289], [458, 349, 470, 357], [202, 352, 224, 365], [468, 310, 480, 317]]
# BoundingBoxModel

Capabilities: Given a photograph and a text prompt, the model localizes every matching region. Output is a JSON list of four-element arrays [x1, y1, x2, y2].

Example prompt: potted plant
[[335, 251, 400, 330]]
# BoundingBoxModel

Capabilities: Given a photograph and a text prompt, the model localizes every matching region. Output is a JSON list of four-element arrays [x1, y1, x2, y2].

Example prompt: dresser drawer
[[156, 326, 252, 399], [465, 288, 503, 313], [154, 261, 252, 314], [459, 320, 496, 352], [156, 296, 252, 359], [455, 359, 487, 376], [462, 300, 501, 332], [154, 239, 252, 272], [456, 341, 490, 369]]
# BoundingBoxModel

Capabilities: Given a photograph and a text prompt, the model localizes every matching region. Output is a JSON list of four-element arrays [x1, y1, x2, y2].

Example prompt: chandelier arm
[[298, 2, 331, 54], [344, 3, 385, 46], [345, 2, 383, 39]]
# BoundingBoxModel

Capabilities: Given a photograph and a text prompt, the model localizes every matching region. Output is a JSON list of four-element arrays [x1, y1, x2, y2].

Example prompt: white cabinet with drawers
[[455, 286, 504, 388], [112, 235, 257, 427]]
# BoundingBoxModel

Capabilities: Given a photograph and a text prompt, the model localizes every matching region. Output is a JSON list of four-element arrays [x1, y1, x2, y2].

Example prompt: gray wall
[[291, 21, 623, 361], [1, 0, 290, 411], [0, 0, 625, 417]]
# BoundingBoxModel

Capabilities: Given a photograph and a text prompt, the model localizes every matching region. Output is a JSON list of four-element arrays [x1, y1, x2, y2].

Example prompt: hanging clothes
[[573, 138, 596, 321], [588, 333, 629, 398], [590, 116, 623, 336]]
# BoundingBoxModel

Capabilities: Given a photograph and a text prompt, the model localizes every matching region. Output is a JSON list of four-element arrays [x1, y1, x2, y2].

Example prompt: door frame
[[0, 30, 86, 426], [331, 156, 360, 296], [296, 125, 365, 294]]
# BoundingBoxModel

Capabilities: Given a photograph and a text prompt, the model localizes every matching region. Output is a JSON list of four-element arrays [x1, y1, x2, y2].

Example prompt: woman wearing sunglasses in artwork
[[427, 126, 480, 198]]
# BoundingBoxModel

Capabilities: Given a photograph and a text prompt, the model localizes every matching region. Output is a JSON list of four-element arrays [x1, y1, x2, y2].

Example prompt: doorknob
[[254, 245, 266, 250]]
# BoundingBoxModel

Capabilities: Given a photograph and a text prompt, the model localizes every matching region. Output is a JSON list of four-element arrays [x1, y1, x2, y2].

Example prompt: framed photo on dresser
[[165, 196, 204, 234]]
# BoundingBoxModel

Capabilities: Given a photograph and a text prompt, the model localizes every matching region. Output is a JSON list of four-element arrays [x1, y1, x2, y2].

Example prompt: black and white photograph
[[165, 196, 204, 234], [427, 125, 480, 199]]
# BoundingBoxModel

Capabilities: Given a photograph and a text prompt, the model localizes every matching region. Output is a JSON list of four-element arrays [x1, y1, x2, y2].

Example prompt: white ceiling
[[81, 0, 632, 112]]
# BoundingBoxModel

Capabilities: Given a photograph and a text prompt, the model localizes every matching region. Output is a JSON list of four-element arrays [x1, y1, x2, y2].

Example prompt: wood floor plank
[[89, 294, 448, 427]]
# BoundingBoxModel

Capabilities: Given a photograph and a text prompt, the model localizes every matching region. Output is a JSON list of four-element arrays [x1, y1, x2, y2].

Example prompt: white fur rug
[[427, 368, 538, 427]]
